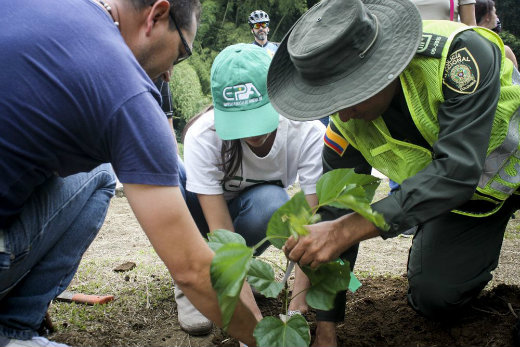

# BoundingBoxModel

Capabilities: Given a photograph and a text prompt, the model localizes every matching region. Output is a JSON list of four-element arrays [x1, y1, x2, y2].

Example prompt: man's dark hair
[[128, 0, 201, 31]]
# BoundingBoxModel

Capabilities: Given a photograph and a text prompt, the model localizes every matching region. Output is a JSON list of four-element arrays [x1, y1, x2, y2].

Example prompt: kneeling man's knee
[[407, 277, 474, 320]]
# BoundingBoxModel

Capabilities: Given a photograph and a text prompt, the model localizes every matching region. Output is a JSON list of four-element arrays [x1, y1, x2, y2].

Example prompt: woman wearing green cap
[[182, 43, 325, 326]]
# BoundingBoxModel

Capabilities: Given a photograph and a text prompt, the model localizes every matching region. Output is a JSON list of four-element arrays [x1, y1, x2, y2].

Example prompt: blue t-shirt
[[0, 0, 179, 227]]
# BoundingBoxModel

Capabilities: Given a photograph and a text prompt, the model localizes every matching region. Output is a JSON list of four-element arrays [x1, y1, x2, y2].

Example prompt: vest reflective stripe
[[480, 108, 520, 190]]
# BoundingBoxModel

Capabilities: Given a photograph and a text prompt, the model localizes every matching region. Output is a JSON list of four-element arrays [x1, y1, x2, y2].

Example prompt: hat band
[[359, 14, 379, 59]]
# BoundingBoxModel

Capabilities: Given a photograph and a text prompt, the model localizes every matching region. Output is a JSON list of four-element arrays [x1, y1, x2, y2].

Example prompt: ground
[[45, 178, 520, 346]]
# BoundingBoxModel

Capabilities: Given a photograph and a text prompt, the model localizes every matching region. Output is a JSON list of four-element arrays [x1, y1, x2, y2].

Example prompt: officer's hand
[[283, 212, 381, 269], [283, 219, 346, 269]]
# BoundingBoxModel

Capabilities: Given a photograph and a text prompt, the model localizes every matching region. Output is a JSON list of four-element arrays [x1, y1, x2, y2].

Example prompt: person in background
[[411, 0, 477, 25], [267, 0, 520, 345], [0, 1, 262, 346], [248, 10, 330, 128], [248, 10, 279, 58], [183, 43, 326, 340], [475, 0, 518, 68]]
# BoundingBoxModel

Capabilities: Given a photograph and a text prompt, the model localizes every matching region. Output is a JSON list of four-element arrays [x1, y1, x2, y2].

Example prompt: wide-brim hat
[[267, 0, 422, 121], [212, 43, 279, 140]]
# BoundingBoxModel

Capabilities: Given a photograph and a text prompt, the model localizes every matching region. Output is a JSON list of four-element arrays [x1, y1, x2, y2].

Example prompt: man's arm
[[124, 183, 259, 346]]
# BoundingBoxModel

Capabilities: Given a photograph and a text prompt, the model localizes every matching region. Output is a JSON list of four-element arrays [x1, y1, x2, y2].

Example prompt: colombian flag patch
[[324, 124, 348, 156]]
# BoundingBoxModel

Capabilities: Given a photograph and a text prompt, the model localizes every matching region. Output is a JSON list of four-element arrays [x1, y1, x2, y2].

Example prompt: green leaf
[[254, 315, 310, 347], [207, 229, 246, 252], [302, 261, 351, 311], [247, 259, 284, 298], [317, 169, 387, 230], [247, 259, 283, 298], [331, 194, 387, 230], [210, 243, 254, 330], [267, 191, 312, 249], [317, 168, 381, 204]]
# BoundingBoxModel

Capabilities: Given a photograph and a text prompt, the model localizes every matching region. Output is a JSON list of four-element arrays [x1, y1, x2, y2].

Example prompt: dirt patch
[[45, 180, 520, 346]]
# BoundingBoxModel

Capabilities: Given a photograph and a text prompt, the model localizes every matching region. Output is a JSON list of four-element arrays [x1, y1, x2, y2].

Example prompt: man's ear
[[145, 0, 170, 36]]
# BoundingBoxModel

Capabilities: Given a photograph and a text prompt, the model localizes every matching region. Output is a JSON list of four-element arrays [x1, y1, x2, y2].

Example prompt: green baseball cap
[[211, 43, 279, 140]]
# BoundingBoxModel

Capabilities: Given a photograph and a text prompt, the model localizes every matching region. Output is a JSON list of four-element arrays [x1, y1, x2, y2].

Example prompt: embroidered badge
[[443, 47, 480, 94], [324, 124, 348, 156]]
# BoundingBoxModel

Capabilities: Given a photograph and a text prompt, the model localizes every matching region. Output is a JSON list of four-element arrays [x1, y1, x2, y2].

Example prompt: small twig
[[508, 302, 518, 318], [145, 277, 151, 309], [471, 306, 509, 316]]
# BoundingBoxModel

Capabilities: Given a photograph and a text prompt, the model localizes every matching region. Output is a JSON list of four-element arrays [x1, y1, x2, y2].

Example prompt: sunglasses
[[252, 22, 268, 29], [169, 11, 192, 65]]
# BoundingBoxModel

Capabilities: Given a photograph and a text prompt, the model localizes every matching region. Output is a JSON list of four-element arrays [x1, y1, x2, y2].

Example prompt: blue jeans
[[389, 179, 400, 194], [0, 164, 116, 339], [177, 160, 289, 255]]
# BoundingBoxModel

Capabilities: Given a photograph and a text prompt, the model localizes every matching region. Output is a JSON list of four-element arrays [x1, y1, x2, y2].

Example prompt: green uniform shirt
[[324, 30, 503, 238]]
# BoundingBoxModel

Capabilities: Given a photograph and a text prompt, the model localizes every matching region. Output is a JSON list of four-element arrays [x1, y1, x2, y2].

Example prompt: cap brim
[[267, 0, 422, 121], [214, 101, 279, 140]]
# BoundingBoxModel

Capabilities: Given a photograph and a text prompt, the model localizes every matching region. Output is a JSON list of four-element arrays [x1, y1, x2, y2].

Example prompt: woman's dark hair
[[475, 0, 495, 24], [181, 105, 243, 185], [220, 140, 243, 185]]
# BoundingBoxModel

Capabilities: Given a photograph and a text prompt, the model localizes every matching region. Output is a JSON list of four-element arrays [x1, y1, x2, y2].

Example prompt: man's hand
[[283, 212, 380, 269]]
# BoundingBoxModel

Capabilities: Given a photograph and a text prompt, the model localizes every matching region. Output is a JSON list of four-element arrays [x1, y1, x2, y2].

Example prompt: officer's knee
[[407, 277, 472, 320]]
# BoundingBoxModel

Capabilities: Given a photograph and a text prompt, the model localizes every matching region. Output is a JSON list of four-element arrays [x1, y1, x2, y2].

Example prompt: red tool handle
[[71, 293, 115, 305]]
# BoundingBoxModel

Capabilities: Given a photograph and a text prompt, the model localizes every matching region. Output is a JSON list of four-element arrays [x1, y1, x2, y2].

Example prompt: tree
[[169, 63, 211, 140], [495, 0, 520, 37]]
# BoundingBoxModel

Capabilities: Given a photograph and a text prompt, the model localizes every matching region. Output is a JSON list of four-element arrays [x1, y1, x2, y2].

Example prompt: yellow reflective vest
[[332, 21, 520, 216]]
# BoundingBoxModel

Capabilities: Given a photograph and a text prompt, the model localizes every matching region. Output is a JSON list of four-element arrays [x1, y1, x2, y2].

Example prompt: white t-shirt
[[411, 0, 475, 21], [184, 109, 325, 201]]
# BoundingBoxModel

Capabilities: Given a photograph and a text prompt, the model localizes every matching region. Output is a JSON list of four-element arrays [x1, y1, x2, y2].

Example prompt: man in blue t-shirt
[[0, 1, 260, 346]]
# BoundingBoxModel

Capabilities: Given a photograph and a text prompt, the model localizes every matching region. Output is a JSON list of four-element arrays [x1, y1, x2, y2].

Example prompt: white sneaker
[[3, 336, 69, 347], [174, 286, 213, 335]]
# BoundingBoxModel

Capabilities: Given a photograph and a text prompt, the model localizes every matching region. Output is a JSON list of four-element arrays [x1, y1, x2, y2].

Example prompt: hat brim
[[214, 101, 279, 140], [267, 0, 423, 121]]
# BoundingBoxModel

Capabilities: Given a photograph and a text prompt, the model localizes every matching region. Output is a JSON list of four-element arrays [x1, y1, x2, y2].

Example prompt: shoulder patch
[[324, 124, 348, 156], [443, 47, 480, 94], [416, 33, 447, 58]]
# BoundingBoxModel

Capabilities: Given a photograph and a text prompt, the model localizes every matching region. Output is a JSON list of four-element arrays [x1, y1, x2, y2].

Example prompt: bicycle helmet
[[248, 10, 270, 26]]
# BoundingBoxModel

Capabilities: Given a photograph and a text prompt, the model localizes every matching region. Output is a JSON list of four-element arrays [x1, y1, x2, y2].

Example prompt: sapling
[[207, 168, 388, 346]]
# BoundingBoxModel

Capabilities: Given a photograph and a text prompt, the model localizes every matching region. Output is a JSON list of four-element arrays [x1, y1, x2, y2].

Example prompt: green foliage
[[247, 259, 284, 298], [254, 315, 310, 347], [317, 169, 387, 230], [210, 242, 254, 329], [266, 191, 312, 249], [301, 261, 351, 310], [495, 0, 520, 38], [500, 30, 520, 60], [189, 49, 217, 96], [208, 168, 384, 346], [207, 228, 247, 251], [169, 63, 210, 123]]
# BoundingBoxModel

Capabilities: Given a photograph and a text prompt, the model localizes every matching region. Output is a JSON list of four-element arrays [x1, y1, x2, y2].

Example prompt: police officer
[[266, 0, 520, 345]]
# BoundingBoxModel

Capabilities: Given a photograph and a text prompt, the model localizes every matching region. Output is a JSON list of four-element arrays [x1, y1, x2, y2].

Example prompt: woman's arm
[[198, 193, 235, 232], [459, 3, 477, 26]]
